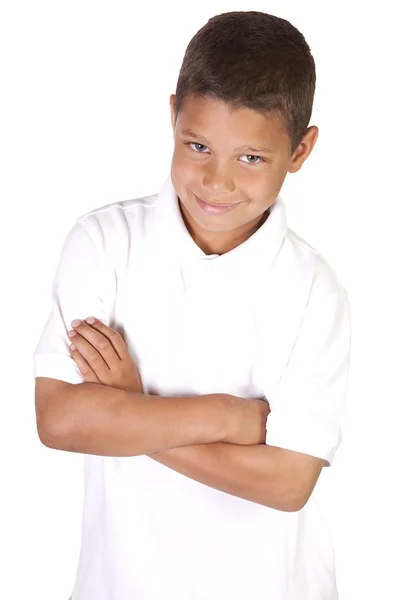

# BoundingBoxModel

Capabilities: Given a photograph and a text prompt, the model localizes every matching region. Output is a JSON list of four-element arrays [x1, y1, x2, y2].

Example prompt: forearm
[[48, 382, 231, 457], [147, 442, 298, 511]]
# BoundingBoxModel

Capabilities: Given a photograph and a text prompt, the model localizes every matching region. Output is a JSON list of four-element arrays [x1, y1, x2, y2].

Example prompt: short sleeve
[[265, 277, 351, 466], [33, 217, 114, 384]]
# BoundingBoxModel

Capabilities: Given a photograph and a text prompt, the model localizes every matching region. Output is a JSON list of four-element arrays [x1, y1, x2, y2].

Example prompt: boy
[[34, 10, 351, 600]]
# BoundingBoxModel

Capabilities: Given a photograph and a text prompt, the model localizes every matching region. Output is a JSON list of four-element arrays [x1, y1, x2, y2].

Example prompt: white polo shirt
[[33, 173, 351, 600]]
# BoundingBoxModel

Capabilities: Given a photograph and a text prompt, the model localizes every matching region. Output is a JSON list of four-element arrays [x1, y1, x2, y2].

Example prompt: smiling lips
[[194, 194, 242, 215], [203, 198, 240, 208]]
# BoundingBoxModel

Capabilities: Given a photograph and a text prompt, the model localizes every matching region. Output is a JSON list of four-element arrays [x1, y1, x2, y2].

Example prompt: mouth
[[194, 194, 242, 215]]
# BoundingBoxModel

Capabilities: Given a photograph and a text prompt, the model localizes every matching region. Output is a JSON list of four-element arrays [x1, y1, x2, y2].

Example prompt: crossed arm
[[37, 377, 325, 512], [36, 315, 326, 512], [147, 440, 326, 512]]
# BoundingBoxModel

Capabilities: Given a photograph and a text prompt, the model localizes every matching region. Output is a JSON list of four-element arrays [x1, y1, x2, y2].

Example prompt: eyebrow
[[180, 129, 275, 154]]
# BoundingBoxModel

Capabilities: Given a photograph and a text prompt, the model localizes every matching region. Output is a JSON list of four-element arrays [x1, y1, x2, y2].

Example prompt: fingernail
[[68, 330, 77, 337], [71, 319, 82, 327], [85, 317, 95, 324]]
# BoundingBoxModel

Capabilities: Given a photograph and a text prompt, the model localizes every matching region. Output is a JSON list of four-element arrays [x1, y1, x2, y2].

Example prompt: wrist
[[209, 393, 237, 443]]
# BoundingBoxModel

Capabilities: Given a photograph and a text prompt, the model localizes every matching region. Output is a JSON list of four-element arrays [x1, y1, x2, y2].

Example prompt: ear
[[170, 94, 177, 133], [288, 126, 319, 173]]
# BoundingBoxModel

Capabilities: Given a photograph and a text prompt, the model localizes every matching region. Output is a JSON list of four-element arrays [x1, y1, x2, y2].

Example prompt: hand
[[68, 317, 144, 393], [224, 394, 271, 445]]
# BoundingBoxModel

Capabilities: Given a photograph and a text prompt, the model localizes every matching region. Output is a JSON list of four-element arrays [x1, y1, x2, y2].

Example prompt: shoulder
[[280, 227, 348, 298], [77, 191, 158, 237], [62, 194, 157, 271]]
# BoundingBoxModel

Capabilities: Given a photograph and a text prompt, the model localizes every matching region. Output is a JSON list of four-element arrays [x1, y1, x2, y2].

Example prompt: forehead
[[176, 95, 288, 149]]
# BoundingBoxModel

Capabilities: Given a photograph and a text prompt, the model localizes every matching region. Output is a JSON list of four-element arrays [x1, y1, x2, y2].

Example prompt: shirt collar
[[149, 173, 287, 276]]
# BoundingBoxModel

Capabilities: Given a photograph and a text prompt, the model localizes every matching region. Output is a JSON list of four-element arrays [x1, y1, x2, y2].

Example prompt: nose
[[202, 161, 235, 195]]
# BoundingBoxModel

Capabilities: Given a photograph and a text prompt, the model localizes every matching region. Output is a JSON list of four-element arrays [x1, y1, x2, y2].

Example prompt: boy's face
[[169, 94, 318, 255]]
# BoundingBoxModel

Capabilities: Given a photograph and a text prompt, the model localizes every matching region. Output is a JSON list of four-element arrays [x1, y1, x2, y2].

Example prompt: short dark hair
[[174, 11, 316, 155]]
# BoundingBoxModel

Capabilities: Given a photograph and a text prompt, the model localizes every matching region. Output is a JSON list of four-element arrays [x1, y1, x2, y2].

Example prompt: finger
[[70, 319, 121, 368], [68, 330, 111, 377], [82, 317, 129, 360], [69, 345, 101, 384]]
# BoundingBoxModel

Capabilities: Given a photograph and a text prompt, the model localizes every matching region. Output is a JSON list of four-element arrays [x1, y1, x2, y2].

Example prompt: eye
[[185, 142, 210, 153], [184, 142, 264, 164], [240, 155, 264, 164]]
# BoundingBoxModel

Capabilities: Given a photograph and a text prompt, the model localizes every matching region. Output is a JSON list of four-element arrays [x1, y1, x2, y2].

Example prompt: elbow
[[35, 377, 73, 450], [35, 405, 57, 448], [263, 485, 311, 513], [258, 446, 326, 512], [270, 496, 309, 513], [280, 479, 313, 512], [37, 427, 56, 449], [277, 466, 326, 512], [36, 417, 67, 450], [281, 494, 309, 512]]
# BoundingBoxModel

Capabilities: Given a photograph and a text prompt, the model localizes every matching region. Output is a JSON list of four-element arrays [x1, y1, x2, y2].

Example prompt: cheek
[[240, 178, 265, 200], [171, 150, 197, 184]]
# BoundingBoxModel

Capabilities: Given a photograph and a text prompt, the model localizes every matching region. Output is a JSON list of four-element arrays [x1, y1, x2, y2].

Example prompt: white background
[[1, 1, 399, 598]]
